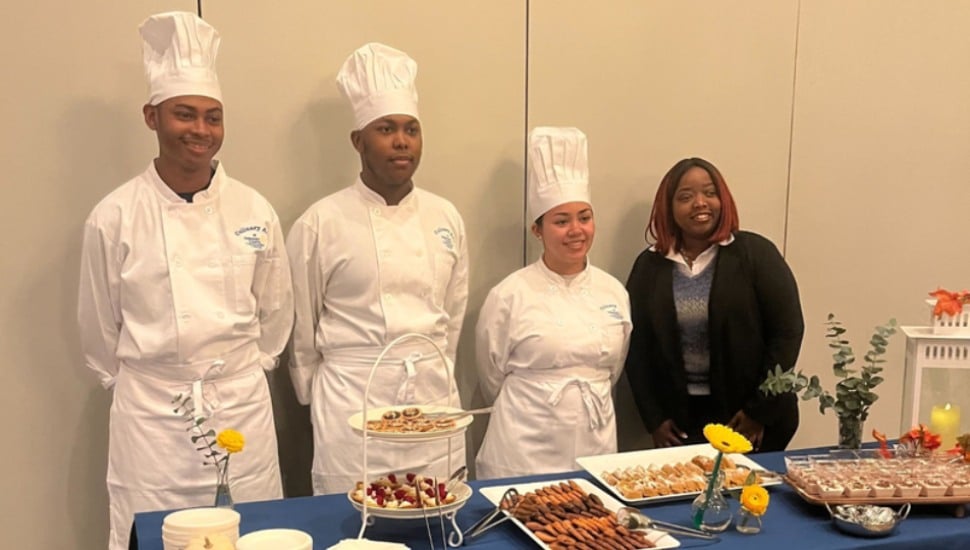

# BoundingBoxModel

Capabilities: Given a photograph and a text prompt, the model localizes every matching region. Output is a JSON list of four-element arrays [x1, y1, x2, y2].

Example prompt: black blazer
[[624, 231, 804, 451]]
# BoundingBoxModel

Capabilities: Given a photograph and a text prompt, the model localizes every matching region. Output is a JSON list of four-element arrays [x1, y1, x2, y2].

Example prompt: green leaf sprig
[[759, 314, 897, 421], [172, 393, 224, 467]]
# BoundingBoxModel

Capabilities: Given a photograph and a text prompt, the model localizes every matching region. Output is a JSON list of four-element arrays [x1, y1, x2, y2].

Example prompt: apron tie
[[192, 359, 227, 421], [395, 352, 422, 404], [547, 379, 606, 430]]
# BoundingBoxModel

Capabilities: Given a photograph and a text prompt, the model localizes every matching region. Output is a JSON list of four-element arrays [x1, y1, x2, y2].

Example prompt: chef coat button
[[372, 208, 381, 216], [588, 324, 597, 331], [174, 259, 183, 268], [205, 206, 213, 214], [180, 313, 190, 321], [581, 289, 590, 296], [384, 293, 392, 301]]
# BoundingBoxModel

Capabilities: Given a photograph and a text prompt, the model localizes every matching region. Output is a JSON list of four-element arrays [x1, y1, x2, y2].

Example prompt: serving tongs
[[422, 407, 494, 422], [421, 467, 470, 550], [735, 464, 783, 482], [462, 487, 519, 541], [616, 507, 718, 540]]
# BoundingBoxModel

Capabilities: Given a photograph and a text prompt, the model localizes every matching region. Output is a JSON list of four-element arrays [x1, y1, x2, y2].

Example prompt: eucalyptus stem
[[693, 451, 723, 528]]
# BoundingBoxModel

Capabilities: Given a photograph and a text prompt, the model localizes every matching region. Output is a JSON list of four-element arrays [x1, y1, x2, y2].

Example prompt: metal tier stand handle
[[357, 333, 460, 544]]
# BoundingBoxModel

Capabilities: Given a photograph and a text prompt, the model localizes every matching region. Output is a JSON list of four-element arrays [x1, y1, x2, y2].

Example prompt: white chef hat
[[527, 127, 591, 222], [139, 11, 222, 106], [336, 42, 419, 130]]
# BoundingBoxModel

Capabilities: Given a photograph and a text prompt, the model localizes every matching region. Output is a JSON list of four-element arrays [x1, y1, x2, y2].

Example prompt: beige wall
[[2, 1, 969, 548], [786, 0, 970, 447]]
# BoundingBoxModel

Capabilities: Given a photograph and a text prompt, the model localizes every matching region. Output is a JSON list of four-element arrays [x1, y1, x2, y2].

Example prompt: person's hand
[[727, 410, 764, 451], [651, 419, 688, 448]]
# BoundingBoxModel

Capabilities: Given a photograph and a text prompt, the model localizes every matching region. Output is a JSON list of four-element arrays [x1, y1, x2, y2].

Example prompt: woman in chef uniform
[[475, 127, 631, 479], [78, 13, 292, 549]]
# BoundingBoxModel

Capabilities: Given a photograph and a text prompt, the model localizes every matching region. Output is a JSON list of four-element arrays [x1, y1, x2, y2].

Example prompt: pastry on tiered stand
[[364, 407, 457, 434], [351, 472, 458, 510]]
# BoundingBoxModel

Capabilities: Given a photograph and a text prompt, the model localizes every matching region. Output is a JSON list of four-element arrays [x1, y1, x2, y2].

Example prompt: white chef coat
[[78, 161, 293, 550], [286, 178, 469, 495], [475, 259, 631, 479]]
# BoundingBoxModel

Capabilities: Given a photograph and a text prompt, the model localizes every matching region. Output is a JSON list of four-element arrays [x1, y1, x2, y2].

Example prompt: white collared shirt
[[652, 235, 735, 278]]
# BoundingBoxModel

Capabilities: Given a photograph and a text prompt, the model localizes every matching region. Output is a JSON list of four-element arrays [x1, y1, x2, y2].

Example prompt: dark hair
[[645, 157, 739, 254]]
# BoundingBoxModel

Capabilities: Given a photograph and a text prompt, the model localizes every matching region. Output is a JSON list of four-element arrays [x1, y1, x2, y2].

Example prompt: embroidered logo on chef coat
[[601, 304, 623, 320], [234, 225, 268, 250], [434, 227, 455, 251]]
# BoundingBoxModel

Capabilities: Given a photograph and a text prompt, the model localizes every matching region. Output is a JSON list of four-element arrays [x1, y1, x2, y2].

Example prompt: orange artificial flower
[[872, 429, 892, 459], [899, 424, 942, 452], [948, 434, 970, 463], [930, 288, 970, 319]]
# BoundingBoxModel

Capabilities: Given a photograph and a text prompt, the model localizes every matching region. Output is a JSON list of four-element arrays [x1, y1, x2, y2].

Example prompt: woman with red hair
[[624, 158, 804, 452]]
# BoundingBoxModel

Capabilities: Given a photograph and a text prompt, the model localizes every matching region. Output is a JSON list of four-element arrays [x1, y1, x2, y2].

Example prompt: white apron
[[310, 339, 465, 495], [107, 345, 281, 549], [287, 181, 468, 495], [474, 261, 630, 480], [476, 366, 615, 479], [80, 163, 291, 550]]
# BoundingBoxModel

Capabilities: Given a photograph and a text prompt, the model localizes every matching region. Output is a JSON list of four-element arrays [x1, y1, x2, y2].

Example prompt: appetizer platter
[[479, 478, 680, 550], [348, 405, 473, 441], [577, 444, 781, 505]]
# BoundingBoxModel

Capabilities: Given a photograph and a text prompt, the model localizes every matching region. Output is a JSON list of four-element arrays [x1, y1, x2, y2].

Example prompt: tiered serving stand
[[349, 333, 472, 547]]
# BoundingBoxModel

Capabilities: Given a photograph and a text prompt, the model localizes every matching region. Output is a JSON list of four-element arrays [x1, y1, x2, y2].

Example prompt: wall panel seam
[[783, 0, 802, 257]]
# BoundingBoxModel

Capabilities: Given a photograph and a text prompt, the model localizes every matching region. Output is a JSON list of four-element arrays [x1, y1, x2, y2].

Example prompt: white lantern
[[900, 324, 970, 449]]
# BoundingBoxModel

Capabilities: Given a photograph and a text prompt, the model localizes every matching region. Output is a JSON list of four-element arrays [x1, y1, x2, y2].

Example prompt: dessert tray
[[348, 405, 473, 442], [784, 453, 970, 507], [479, 478, 680, 550], [577, 444, 782, 505]]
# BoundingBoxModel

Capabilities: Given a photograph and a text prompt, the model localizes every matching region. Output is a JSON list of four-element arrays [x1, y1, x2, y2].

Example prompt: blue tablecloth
[[133, 448, 970, 549]]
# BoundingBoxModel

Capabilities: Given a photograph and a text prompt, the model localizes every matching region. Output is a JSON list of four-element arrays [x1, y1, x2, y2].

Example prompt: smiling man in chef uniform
[[287, 43, 469, 495], [78, 12, 293, 549]]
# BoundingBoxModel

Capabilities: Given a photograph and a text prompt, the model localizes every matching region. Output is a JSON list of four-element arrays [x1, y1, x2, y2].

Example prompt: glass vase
[[690, 470, 732, 532], [735, 508, 763, 534], [214, 467, 234, 509], [838, 415, 863, 449]]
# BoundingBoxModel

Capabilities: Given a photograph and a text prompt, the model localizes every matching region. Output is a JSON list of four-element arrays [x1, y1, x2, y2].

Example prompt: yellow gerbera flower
[[216, 429, 245, 454], [740, 484, 769, 516], [703, 423, 753, 454]]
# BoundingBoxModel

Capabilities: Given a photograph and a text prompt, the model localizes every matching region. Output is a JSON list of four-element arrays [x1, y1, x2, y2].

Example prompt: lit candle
[[930, 403, 961, 449]]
